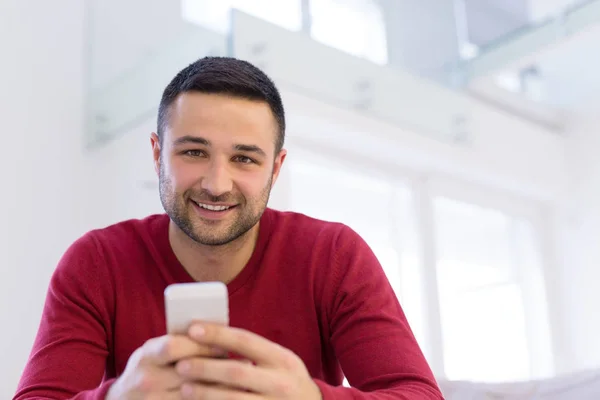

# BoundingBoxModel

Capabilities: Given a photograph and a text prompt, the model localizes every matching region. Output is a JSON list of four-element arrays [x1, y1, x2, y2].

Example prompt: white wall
[[556, 113, 600, 371], [0, 0, 87, 397]]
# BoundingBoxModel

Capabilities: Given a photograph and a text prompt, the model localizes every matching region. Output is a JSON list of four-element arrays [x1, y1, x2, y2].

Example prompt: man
[[14, 57, 443, 399]]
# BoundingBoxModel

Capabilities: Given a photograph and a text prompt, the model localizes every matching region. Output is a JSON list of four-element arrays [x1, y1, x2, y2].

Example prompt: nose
[[200, 159, 233, 197]]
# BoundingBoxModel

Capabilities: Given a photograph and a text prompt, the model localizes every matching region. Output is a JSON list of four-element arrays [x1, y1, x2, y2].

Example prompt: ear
[[271, 148, 287, 185], [151, 132, 161, 177]]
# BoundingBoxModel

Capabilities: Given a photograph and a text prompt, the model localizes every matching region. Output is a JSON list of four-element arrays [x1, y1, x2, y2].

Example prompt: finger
[[136, 365, 184, 391], [189, 324, 299, 368], [146, 391, 181, 400], [176, 357, 280, 394], [180, 381, 262, 400], [141, 334, 227, 366]]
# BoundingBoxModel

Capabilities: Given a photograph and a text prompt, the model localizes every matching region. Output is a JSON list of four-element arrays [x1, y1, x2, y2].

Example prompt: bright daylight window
[[181, 0, 302, 33], [263, 148, 555, 383], [433, 196, 552, 382], [309, 0, 388, 65], [285, 155, 428, 357]]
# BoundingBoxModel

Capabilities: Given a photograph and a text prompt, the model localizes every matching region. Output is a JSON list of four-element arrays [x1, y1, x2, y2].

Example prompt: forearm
[[13, 379, 116, 400], [14, 233, 117, 400], [314, 379, 444, 400], [323, 228, 444, 400], [72, 379, 116, 400]]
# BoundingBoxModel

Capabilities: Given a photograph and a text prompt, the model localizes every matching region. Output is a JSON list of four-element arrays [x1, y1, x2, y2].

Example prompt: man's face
[[152, 92, 286, 246]]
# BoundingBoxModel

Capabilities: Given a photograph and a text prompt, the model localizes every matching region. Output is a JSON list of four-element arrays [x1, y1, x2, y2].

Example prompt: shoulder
[[265, 208, 369, 256], [86, 213, 168, 246], [266, 208, 352, 239], [54, 214, 169, 282]]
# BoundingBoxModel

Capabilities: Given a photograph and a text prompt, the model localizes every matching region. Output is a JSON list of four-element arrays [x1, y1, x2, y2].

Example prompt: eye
[[183, 149, 205, 157], [233, 155, 256, 164]]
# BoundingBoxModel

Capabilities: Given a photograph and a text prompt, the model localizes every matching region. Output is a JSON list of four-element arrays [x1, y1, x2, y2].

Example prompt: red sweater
[[14, 208, 443, 399]]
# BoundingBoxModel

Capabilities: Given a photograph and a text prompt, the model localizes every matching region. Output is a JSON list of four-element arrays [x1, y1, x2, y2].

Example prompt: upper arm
[[14, 233, 115, 399], [326, 226, 441, 395]]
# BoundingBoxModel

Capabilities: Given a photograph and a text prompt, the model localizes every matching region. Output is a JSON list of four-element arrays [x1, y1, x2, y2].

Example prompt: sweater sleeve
[[13, 233, 116, 400], [318, 225, 444, 399]]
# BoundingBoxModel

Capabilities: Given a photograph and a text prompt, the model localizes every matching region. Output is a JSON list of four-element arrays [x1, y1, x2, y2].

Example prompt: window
[[285, 154, 428, 356], [182, 0, 302, 34], [287, 158, 395, 249], [309, 0, 388, 65], [277, 146, 554, 383], [433, 196, 551, 382]]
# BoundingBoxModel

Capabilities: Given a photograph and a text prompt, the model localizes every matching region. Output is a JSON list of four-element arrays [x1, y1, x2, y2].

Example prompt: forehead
[[165, 92, 278, 151]]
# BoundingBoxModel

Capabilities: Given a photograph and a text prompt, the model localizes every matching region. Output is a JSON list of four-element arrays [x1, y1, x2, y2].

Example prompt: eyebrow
[[172, 135, 209, 146], [234, 144, 267, 158], [172, 135, 267, 158]]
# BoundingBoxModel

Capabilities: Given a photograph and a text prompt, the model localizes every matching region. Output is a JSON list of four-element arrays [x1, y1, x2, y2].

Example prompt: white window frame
[[427, 176, 557, 380], [281, 137, 557, 381]]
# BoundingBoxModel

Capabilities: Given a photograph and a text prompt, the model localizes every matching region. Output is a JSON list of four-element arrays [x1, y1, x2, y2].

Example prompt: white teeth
[[196, 202, 231, 211]]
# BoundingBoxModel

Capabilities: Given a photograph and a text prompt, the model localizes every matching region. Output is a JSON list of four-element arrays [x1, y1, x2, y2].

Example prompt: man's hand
[[106, 333, 226, 400], [175, 323, 323, 399]]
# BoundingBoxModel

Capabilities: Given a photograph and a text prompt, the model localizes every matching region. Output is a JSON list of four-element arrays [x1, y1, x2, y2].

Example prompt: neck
[[168, 222, 260, 283]]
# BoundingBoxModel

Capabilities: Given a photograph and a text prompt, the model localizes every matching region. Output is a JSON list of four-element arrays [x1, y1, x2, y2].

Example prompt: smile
[[193, 202, 234, 211]]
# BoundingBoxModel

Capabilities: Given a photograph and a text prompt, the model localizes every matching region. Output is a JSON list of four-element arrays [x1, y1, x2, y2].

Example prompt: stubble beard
[[159, 163, 272, 246]]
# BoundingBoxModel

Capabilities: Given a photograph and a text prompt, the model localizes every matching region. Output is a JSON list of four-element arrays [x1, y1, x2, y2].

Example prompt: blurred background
[[1, 0, 600, 397]]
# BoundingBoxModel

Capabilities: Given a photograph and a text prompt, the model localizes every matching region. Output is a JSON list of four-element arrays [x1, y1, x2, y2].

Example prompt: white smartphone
[[164, 281, 229, 334]]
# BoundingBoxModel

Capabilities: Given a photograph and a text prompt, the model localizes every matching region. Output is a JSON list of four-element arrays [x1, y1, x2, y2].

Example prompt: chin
[[194, 233, 237, 246]]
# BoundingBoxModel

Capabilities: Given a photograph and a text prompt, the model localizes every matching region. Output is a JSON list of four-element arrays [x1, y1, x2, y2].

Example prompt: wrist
[[104, 378, 121, 400], [311, 378, 325, 400], [313, 378, 334, 400]]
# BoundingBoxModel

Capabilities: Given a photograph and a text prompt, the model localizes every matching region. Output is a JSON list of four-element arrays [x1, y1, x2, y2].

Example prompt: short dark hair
[[157, 56, 285, 153]]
